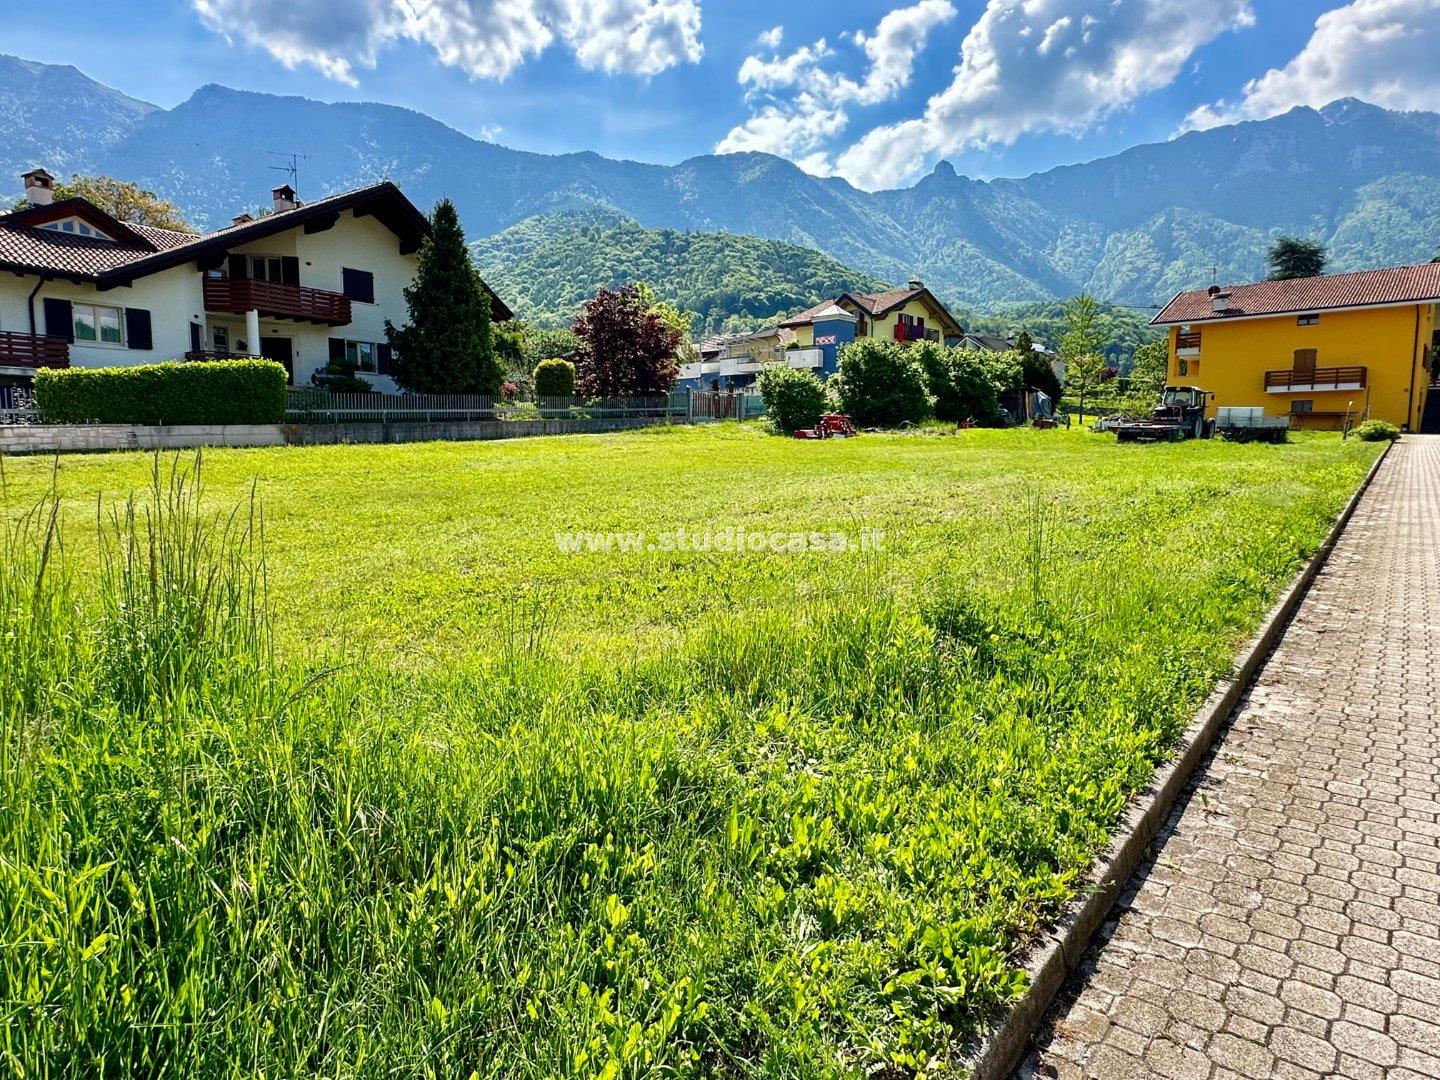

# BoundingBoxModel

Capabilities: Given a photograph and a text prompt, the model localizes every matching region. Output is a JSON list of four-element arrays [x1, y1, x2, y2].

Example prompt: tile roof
[[0, 222, 160, 277], [849, 287, 925, 316], [1153, 262, 1440, 325], [0, 183, 421, 283]]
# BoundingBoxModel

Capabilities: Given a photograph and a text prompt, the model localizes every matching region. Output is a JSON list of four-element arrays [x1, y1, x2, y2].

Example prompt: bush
[[34, 360, 288, 426], [831, 340, 932, 427], [757, 364, 827, 434], [917, 343, 1001, 424], [533, 357, 576, 398], [1352, 418, 1400, 442]]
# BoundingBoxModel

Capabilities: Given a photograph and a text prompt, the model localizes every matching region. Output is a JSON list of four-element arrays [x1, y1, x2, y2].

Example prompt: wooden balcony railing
[[1176, 331, 1201, 351], [0, 331, 70, 369], [203, 277, 351, 326], [1264, 365, 1367, 392]]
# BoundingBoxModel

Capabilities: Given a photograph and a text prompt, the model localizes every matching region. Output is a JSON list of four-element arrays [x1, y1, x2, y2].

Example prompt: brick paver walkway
[[1025, 436, 1440, 1080]]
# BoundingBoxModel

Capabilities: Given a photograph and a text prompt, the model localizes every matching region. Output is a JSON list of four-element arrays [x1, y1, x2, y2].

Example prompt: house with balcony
[[1152, 263, 1438, 430], [779, 281, 964, 373], [676, 325, 820, 390], [0, 169, 511, 394]]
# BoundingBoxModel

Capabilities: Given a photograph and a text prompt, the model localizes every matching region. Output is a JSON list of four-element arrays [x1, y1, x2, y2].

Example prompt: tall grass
[[0, 444, 1366, 1077]]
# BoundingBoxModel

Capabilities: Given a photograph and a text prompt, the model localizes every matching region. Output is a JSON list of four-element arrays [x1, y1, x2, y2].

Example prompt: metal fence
[[0, 385, 38, 425], [285, 389, 696, 423]]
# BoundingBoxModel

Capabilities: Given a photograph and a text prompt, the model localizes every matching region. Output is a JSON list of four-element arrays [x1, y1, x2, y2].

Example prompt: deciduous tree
[[571, 286, 681, 398], [1060, 295, 1112, 420], [14, 174, 193, 231]]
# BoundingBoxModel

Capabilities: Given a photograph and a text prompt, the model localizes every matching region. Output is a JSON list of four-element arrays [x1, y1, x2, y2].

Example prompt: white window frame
[[73, 302, 125, 348], [345, 340, 378, 373], [41, 217, 109, 240]]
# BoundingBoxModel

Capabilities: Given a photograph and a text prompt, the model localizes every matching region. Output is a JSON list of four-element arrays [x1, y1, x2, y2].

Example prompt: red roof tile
[[1153, 262, 1440, 325]]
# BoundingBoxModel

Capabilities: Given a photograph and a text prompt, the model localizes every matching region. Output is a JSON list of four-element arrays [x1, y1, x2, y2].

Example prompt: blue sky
[[8, 0, 1437, 188]]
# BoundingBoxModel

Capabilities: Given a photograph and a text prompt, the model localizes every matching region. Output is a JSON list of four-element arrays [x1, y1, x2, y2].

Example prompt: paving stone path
[[1025, 435, 1440, 1080]]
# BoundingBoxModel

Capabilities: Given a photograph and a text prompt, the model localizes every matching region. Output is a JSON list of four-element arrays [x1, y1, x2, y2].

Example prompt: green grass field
[[1, 425, 1377, 1077]]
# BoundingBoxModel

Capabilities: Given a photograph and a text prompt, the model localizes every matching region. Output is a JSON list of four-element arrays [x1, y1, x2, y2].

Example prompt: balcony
[[1264, 365, 1367, 393], [1176, 331, 1201, 355], [0, 331, 69, 370], [204, 277, 351, 326], [893, 322, 939, 343]]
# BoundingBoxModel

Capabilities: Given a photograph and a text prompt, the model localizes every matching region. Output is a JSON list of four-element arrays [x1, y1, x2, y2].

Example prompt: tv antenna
[[268, 151, 310, 196]]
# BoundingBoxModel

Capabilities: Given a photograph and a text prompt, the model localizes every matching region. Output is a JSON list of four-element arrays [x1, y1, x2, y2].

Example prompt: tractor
[[1113, 386, 1214, 443]]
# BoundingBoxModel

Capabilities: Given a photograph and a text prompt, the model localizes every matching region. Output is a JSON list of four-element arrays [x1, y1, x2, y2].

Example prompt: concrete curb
[[965, 437, 1395, 1080]]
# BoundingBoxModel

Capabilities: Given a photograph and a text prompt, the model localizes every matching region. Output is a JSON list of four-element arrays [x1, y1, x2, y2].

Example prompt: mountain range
[[5, 54, 1440, 315]]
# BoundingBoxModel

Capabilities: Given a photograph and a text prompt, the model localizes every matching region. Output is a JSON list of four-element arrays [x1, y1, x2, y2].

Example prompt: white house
[[0, 169, 511, 394]]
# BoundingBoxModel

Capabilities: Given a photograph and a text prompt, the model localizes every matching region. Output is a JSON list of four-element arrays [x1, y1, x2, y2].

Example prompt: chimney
[[907, 278, 924, 291], [232, 212, 255, 227], [21, 168, 55, 207], [271, 184, 297, 213], [1209, 286, 1232, 313]]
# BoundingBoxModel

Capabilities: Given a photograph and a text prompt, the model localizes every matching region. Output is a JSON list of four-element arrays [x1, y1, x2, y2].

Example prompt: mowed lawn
[[1, 425, 1378, 1077], [0, 424, 1378, 664]]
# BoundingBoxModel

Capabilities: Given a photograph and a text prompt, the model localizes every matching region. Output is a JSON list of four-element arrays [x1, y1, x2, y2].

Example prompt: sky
[[8, 0, 1440, 189]]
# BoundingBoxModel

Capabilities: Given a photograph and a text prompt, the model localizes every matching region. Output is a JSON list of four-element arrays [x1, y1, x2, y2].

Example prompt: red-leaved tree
[[571, 286, 681, 398]]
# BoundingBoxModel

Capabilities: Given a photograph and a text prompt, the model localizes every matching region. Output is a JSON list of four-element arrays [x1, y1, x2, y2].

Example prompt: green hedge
[[533, 357, 576, 398], [34, 361, 288, 426]]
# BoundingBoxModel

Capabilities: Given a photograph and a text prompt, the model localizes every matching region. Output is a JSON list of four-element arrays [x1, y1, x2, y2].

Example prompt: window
[[341, 268, 375, 304], [1291, 400, 1314, 414], [1297, 313, 1320, 326], [346, 340, 377, 373], [41, 218, 108, 239], [249, 255, 284, 283], [1178, 358, 1190, 377], [212, 325, 230, 353], [73, 303, 123, 346]]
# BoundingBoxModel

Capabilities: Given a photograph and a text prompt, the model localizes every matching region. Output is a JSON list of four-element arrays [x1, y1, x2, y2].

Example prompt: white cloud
[[192, 0, 702, 84], [758, 25, 784, 49], [830, 0, 1255, 191], [1184, 0, 1440, 131], [715, 1, 957, 162]]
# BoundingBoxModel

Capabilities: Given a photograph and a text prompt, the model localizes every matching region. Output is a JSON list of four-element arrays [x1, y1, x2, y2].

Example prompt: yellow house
[[779, 281, 965, 353], [1152, 264, 1438, 430]]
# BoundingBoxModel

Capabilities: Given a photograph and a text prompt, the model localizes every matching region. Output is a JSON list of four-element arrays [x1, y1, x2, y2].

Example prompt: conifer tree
[[386, 199, 502, 394]]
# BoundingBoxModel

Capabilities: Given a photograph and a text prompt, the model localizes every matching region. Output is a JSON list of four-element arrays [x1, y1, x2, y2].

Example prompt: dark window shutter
[[329, 338, 346, 363], [227, 254, 248, 279], [125, 308, 153, 351], [376, 342, 393, 374], [189, 322, 203, 353], [341, 268, 374, 304], [281, 256, 300, 287], [43, 298, 73, 342]]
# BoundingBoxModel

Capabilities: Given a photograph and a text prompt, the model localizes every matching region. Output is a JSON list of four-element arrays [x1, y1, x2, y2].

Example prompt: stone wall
[[0, 416, 678, 455]]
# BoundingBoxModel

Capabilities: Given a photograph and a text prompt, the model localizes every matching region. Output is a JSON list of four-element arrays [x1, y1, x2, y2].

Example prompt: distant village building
[[678, 281, 964, 390], [1152, 264, 1438, 430], [0, 170, 511, 393]]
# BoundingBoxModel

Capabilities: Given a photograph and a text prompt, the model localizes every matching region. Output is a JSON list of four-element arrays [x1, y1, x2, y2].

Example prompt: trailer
[[1214, 406, 1290, 443]]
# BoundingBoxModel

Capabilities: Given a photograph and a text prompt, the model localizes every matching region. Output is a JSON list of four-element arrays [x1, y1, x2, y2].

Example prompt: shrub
[[533, 357, 576, 398], [34, 360, 288, 426], [1352, 418, 1400, 442], [831, 340, 932, 427], [757, 364, 827, 434], [917, 343, 1001, 424]]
